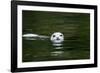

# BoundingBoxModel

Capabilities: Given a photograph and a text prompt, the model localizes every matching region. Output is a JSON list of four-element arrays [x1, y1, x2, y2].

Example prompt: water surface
[[22, 11, 90, 62]]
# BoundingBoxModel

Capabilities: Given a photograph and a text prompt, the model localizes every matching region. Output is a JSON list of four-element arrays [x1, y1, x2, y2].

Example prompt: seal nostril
[[57, 37, 60, 40]]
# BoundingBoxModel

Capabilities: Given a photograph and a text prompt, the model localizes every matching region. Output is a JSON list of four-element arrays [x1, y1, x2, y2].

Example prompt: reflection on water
[[23, 37, 37, 40], [53, 43, 63, 47], [54, 46, 63, 49], [22, 37, 90, 62], [51, 51, 64, 56]]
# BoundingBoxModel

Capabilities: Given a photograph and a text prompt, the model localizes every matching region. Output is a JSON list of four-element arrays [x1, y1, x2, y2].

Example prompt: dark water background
[[22, 10, 90, 62]]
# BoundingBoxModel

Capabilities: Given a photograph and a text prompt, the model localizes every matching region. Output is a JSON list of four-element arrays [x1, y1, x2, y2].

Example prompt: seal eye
[[53, 35, 55, 37], [60, 35, 62, 37]]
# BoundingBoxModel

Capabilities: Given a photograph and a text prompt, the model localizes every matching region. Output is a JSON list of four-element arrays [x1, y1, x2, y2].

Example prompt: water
[[22, 37, 90, 62], [22, 11, 90, 62]]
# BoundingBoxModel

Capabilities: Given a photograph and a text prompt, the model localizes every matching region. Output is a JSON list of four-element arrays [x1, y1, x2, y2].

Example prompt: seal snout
[[56, 37, 60, 40]]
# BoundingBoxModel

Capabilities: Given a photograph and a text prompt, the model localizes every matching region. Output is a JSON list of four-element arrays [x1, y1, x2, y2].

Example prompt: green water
[[22, 10, 90, 62]]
